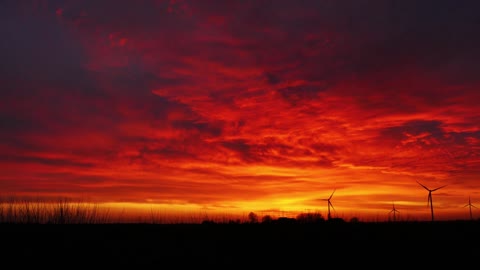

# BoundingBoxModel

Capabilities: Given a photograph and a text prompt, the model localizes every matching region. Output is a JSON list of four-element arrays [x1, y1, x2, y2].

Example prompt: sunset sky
[[1, 0, 479, 222]]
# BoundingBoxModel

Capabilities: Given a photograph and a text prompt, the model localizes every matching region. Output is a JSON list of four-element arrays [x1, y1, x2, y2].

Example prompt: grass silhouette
[[0, 196, 111, 224]]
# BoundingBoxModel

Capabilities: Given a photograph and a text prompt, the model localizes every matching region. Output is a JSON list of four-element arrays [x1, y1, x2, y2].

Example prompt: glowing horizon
[[1, 0, 479, 222]]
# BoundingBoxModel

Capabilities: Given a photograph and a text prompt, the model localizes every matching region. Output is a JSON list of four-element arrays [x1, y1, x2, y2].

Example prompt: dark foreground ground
[[2, 220, 479, 267]]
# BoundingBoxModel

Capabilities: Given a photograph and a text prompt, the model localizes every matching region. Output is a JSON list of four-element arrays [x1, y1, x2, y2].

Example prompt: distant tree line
[[201, 211, 356, 225]]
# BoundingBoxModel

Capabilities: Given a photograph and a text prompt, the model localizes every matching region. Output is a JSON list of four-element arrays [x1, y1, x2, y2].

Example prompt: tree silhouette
[[247, 212, 258, 223], [261, 215, 273, 224]]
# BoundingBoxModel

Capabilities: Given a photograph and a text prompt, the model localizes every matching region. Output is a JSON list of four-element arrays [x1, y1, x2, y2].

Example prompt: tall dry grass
[[0, 196, 111, 224]]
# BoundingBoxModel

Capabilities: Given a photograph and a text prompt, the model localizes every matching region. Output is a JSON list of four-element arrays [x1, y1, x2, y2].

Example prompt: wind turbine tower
[[322, 189, 336, 221], [463, 196, 477, 221], [416, 180, 447, 222]]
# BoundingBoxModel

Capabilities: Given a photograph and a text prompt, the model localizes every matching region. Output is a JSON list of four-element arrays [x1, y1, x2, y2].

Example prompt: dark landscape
[[2, 219, 479, 267]]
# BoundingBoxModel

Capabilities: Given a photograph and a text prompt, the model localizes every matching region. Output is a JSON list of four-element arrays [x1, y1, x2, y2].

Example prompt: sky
[[1, 0, 480, 222]]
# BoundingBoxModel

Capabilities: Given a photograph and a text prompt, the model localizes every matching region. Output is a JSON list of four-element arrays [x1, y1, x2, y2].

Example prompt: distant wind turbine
[[416, 180, 447, 222], [389, 202, 399, 222], [463, 196, 478, 221], [322, 189, 336, 220]]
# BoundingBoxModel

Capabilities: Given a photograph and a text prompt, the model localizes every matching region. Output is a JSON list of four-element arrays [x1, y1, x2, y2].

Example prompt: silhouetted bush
[[296, 212, 325, 224], [201, 219, 216, 225], [328, 217, 345, 223], [349, 217, 360, 223], [274, 217, 297, 225], [261, 215, 273, 224], [228, 219, 241, 224], [248, 212, 259, 223]]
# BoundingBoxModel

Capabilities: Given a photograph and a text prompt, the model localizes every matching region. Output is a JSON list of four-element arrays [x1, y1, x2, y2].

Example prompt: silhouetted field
[[2, 220, 479, 267]]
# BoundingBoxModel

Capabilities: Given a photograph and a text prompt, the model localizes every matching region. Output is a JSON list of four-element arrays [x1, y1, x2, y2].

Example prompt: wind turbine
[[463, 196, 477, 221], [322, 189, 336, 220], [416, 180, 447, 222], [389, 202, 399, 222]]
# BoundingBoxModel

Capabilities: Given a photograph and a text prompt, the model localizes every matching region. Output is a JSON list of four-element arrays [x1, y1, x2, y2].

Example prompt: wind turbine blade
[[432, 185, 447, 192], [329, 202, 335, 211], [329, 189, 336, 200], [472, 205, 478, 209], [416, 180, 429, 191]]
